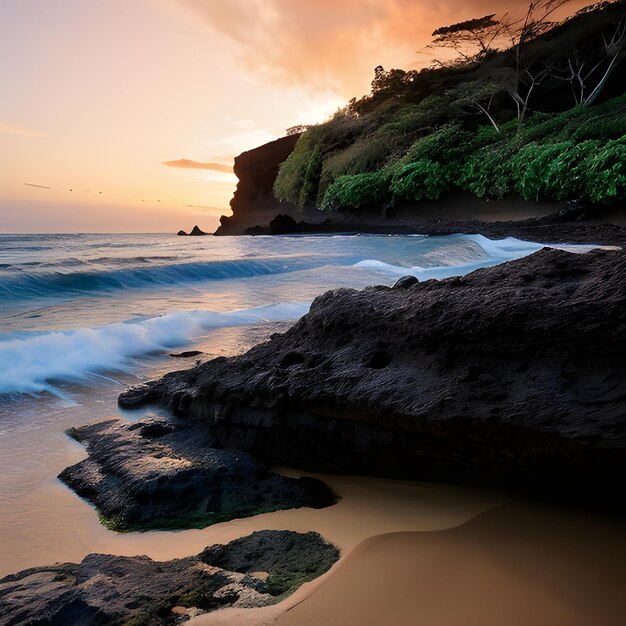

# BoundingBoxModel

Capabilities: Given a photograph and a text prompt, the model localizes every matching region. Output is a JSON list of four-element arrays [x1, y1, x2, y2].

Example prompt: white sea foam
[[0, 302, 309, 396], [354, 236, 611, 280]]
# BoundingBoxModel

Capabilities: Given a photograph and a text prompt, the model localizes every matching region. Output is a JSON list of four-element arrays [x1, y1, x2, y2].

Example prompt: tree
[[286, 125, 311, 136], [553, 6, 626, 106], [427, 1, 574, 130], [429, 14, 506, 66], [499, 0, 574, 129], [447, 80, 507, 132]]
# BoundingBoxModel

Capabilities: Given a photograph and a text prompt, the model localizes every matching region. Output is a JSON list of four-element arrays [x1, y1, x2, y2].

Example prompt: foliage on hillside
[[273, 1, 625, 211]]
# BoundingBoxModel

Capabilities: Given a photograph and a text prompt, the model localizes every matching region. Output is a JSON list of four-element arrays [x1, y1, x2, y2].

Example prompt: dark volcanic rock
[[214, 135, 320, 236], [0, 530, 339, 625], [59, 418, 336, 532], [119, 248, 626, 502], [392, 275, 419, 289], [269, 214, 298, 234], [177, 225, 208, 236], [170, 350, 204, 358]]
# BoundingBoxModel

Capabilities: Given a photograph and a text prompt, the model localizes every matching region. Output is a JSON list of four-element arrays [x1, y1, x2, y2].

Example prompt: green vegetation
[[265, 571, 317, 598], [98, 503, 307, 533], [274, 1, 625, 212]]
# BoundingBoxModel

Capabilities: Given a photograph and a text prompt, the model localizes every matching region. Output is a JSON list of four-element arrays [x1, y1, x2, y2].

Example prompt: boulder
[[392, 275, 419, 289], [0, 531, 339, 625], [59, 417, 337, 532], [118, 248, 626, 503]]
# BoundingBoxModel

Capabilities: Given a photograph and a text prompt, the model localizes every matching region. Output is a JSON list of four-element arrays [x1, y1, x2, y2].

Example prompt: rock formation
[[178, 225, 208, 236], [119, 248, 626, 503], [0, 531, 339, 625], [214, 135, 315, 235], [59, 417, 336, 532]]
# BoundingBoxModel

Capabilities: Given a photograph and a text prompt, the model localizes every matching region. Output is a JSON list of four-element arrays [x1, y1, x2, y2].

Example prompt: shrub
[[584, 137, 626, 202], [545, 140, 602, 201], [318, 135, 394, 201], [404, 123, 474, 164], [274, 132, 317, 204], [321, 170, 391, 210], [461, 145, 516, 198], [511, 142, 572, 201], [299, 150, 323, 205], [571, 115, 626, 142], [390, 160, 452, 201]]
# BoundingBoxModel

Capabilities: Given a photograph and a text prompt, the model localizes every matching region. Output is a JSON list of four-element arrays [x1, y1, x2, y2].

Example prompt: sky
[[0, 0, 573, 233]]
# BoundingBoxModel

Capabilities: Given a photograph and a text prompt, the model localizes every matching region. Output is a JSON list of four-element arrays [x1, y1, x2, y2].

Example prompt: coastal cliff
[[119, 247, 626, 503], [214, 134, 308, 235]]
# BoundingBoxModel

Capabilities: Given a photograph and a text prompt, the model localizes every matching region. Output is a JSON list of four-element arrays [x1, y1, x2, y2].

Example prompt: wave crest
[[0, 302, 309, 396]]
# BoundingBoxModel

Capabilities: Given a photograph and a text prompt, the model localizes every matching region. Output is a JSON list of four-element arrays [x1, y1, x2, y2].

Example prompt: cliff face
[[214, 134, 302, 235], [119, 248, 626, 503]]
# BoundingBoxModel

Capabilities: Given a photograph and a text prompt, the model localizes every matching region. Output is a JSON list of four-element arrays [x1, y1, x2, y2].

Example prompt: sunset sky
[[0, 0, 571, 233]]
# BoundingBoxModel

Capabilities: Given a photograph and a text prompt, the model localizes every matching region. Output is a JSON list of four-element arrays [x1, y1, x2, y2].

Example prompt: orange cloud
[[173, 0, 547, 97], [162, 159, 234, 173]]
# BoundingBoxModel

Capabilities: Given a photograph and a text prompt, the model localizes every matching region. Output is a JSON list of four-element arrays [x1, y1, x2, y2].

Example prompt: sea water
[[0, 232, 600, 400]]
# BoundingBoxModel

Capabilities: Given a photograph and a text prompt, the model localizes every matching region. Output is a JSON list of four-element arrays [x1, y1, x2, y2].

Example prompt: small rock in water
[[170, 350, 204, 358], [392, 275, 419, 289]]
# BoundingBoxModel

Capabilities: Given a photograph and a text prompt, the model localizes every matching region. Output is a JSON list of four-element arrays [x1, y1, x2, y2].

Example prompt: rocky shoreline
[[59, 417, 336, 532], [118, 245, 626, 505], [0, 531, 339, 625], [5, 220, 626, 623]]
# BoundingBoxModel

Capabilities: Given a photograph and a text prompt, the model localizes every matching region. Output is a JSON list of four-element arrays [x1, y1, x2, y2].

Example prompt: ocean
[[0, 232, 602, 399]]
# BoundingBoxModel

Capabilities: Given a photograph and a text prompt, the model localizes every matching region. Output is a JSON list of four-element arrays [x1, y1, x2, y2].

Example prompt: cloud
[[172, 0, 531, 97], [162, 159, 233, 173], [0, 122, 48, 137], [172, 0, 589, 98]]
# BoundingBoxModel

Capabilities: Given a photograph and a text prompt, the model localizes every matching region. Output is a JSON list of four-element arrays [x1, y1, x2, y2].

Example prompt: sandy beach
[[275, 502, 626, 626]]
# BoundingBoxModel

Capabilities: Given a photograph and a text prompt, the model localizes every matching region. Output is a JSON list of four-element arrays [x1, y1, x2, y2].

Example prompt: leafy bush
[[461, 145, 516, 198], [321, 170, 391, 210], [274, 132, 318, 204], [318, 135, 395, 201], [405, 123, 474, 164], [390, 160, 452, 201], [584, 137, 626, 202], [544, 140, 601, 201], [373, 97, 451, 137], [299, 150, 322, 205], [570, 114, 626, 142], [511, 142, 572, 201]]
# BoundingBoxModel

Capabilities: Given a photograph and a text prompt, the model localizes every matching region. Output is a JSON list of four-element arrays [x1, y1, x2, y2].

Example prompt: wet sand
[[0, 469, 500, 577], [274, 503, 626, 626]]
